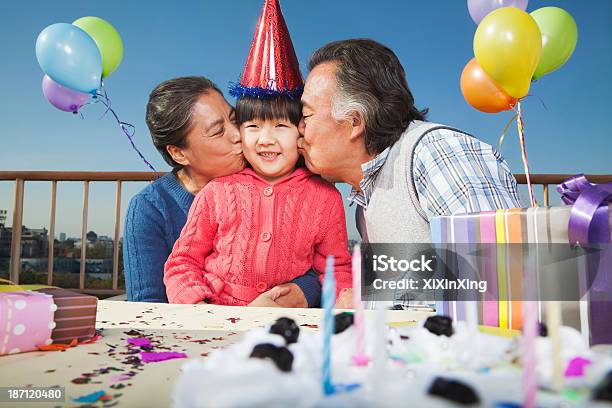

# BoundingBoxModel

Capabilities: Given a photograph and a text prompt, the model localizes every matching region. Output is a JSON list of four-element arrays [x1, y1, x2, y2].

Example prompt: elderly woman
[[123, 76, 320, 307]]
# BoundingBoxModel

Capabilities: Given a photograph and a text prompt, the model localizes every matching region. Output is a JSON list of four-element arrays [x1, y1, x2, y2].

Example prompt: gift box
[[34, 288, 97, 344], [0, 285, 97, 345], [430, 177, 612, 345], [0, 291, 55, 355]]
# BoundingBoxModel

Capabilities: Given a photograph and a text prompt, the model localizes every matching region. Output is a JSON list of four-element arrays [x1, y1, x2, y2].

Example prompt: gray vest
[[359, 121, 463, 243]]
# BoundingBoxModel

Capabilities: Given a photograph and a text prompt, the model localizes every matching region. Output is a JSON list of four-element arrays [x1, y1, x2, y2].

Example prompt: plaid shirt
[[348, 127, 522, 217], [351, 126, 522, 310]]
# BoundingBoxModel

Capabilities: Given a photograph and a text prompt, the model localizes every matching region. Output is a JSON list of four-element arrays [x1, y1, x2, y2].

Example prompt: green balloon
[[531, 7, 578, 81], [73, 17, 123, 78]]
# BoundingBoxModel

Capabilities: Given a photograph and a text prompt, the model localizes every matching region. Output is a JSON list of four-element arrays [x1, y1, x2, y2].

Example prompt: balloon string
[[497, 112, 518, 153], [513, 100, 537, 207], [523, 93, 549, 112], [97, 81, 112, 120], [93, 86, 157, 173]]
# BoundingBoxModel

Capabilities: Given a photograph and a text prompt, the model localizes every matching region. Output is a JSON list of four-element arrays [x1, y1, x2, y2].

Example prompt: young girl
[[163, 0, 352, 306]]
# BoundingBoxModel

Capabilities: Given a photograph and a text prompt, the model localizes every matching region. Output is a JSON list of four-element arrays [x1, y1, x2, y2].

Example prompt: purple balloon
[[467, 0, 528, 24], [41, 75, 89, 113]]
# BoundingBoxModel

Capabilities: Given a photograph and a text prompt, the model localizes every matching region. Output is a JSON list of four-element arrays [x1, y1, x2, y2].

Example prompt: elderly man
[[298, 39, 521, 308], [298, 38, 521, 243]]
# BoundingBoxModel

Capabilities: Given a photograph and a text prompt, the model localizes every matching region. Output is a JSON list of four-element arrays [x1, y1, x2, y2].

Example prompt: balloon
[[35, 23, 102, 93], [474, 7, 542, 99], [530, 7, 578, 80], [461, 58, 517, 113], [467, 0, 528, 24], [42, 75, 89, 113], [73, 17, 124, 78]]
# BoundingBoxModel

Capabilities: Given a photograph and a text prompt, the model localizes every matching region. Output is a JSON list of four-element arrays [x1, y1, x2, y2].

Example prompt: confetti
[[564, 357, 592, 378], [73, 390, 107, 403], [127, 338, 152, 348], [189, 339, 211, 344], [227, 317, 241, 323], [140, 351, 187, 363], [109, 374, 132, 383]]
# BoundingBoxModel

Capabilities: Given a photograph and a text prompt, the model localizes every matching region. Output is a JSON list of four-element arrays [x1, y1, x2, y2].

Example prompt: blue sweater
[[123, 171, 322, 305]]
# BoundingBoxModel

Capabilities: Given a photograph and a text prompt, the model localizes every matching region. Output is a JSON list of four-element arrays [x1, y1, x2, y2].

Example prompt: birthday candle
[[322, 255, 335, 395], [465, 301, 478, 333], [547, 301, 563, 390], [371, 299, 387, 400], [522, 300, 538, 408], [352, 245, 369, 366]]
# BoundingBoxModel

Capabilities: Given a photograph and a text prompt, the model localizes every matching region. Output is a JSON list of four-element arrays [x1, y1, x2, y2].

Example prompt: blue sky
[[0, 0, 610, 239]]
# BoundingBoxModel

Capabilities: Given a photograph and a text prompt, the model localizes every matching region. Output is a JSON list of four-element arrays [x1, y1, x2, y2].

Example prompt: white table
[[0, 301, 433, 408]]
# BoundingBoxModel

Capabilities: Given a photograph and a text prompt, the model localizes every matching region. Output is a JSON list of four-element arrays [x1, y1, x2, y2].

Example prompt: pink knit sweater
[[164, 167, 352, 305]]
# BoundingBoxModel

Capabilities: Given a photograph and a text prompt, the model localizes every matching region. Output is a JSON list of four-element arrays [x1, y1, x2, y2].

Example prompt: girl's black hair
[[235, 95, 302, 126]]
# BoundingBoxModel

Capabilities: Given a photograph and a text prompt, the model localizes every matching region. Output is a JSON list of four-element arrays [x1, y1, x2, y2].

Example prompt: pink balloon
[[467, 0, 529, 24], [41, 75, 89, 113]]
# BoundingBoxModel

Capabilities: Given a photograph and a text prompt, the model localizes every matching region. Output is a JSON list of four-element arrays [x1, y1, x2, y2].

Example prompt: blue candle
[[322, 255, 335, 395]]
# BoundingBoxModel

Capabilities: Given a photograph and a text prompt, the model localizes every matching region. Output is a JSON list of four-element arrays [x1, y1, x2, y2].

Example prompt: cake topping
[[249, 343, 294, 372], [593, 371, 612, 402], [334, 312, 354, 334], [269, 317, 300, 345], [428, 377, 480, 405], [424, 315, 454, 337]]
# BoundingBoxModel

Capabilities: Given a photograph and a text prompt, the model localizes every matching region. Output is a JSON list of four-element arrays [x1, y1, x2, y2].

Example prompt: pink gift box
[[0, 291, 56, 356]]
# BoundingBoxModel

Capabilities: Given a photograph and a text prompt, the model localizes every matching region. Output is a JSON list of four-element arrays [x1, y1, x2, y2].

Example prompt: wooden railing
[[1, 171, 611, 297], [0, 172, 163, 296]]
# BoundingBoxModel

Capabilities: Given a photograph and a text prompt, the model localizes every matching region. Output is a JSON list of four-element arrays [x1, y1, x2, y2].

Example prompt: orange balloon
[[461, 58, 517, 113]]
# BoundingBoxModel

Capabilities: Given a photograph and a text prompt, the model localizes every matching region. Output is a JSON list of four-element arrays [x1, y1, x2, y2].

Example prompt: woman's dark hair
[[145, 76, 222, 169], [308, 39, 428, 155], [235, 95, 302, 127]]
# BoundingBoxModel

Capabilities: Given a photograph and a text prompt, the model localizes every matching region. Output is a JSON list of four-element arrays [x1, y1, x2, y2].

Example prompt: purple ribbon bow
[[558, 174, 612, 345], [557, 174, 612, 246]]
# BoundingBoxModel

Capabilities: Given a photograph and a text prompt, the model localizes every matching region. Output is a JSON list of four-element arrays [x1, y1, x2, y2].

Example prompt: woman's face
[[177, 91, 245, 179]]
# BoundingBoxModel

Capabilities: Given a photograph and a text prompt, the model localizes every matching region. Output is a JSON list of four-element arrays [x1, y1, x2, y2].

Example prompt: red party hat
[[229, 0, 303, 99]]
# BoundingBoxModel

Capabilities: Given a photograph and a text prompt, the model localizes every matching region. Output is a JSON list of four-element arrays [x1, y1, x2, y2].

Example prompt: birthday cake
[[171, 314, 612, 408]]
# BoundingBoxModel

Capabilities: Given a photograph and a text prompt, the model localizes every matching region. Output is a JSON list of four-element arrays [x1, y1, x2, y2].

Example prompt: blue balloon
[[35, 23, 102, 94]]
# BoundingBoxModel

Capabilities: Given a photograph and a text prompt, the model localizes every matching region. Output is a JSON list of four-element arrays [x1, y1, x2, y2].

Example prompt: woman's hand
[[248, 286, 292, 307]]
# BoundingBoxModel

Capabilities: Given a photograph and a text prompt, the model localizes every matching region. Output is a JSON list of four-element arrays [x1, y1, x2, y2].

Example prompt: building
[[0, 225, 49, 258], [59, 232, 66, 241], [0, 210, 7, 227], [86, 230, 98, 243], [20, 227, 49, 258]]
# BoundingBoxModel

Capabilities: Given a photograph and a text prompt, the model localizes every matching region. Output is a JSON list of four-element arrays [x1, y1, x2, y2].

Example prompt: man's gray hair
[[309, 39, 427, 155]]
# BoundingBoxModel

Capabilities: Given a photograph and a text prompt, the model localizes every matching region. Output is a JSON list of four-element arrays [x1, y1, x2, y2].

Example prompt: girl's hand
[[273, 283, 308, 308], [335, 288, 354, 309], [248, 286, 292, 307]]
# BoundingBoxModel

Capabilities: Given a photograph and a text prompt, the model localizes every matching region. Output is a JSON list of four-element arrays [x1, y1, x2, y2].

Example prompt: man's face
[[298, 62, 352, 178]]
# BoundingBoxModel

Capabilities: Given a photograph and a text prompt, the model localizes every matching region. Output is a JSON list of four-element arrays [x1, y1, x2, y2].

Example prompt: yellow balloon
[[474, 7, 542, 99]]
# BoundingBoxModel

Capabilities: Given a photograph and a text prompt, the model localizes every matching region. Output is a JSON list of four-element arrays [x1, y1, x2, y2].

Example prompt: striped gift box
[[33, 288, 97, 344], [430, 206, 612, 345]]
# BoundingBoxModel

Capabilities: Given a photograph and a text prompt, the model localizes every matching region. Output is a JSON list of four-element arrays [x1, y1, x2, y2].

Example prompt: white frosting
[[172, 319, 612, 408]]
